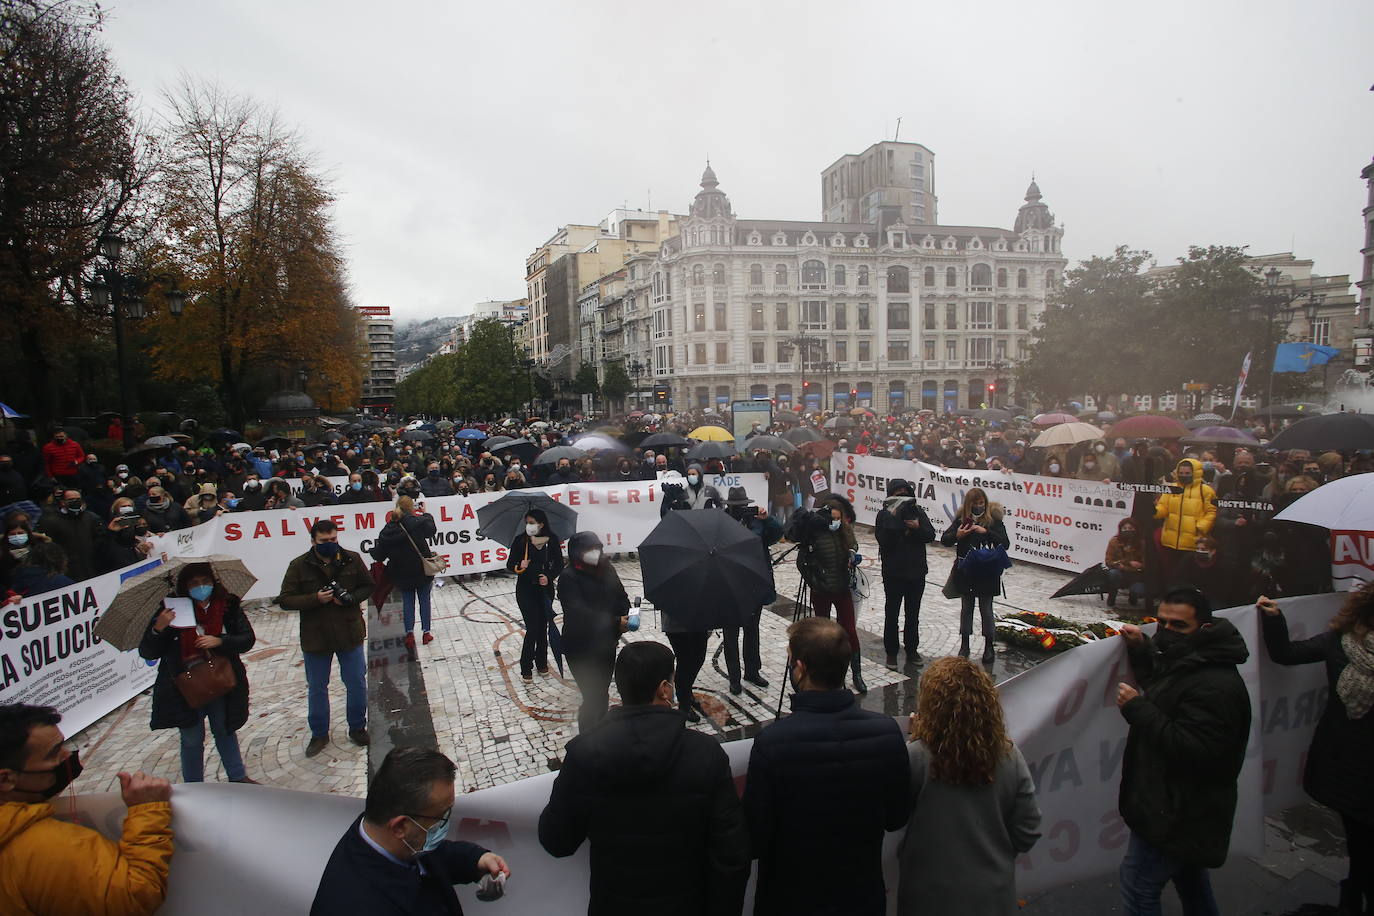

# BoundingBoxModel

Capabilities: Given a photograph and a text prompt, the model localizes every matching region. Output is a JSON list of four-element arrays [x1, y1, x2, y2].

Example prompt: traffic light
[[850, 388, 857, 398], [802, 380, 809, 388], [987, 382, 996, 393]]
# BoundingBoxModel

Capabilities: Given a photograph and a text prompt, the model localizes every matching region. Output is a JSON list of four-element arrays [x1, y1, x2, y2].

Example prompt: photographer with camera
[[794, 494, 867, 693], [875, 479, 935, 668], [722, 487, 781, 696], [279, 520, 374, 757]]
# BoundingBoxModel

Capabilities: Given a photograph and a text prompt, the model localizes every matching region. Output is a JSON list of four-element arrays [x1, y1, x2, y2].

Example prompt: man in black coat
[[311, 747, 509, 916], [874, 478, 935, 667], [743, 617, 910, 916], [539, 641, 751, 915], [35, 489, 104, 580], [1115, 588, 1251, 915]]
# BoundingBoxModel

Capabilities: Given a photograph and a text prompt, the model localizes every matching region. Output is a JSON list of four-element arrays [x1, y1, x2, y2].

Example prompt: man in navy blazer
[[312, 747, 510, 915]]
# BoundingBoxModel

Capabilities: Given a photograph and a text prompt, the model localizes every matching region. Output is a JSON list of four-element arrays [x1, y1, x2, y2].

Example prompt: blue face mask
[[315, 541, 341, 557], [189, 584, 214, 602], [351, 482, 363, 491], [227, 498, 240, 509], [405, 814, 449, 855]]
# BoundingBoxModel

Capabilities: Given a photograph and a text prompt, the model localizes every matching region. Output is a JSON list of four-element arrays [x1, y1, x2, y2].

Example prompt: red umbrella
[[1109, 415, 1190, 439], [1032, 412, 1077, 426]]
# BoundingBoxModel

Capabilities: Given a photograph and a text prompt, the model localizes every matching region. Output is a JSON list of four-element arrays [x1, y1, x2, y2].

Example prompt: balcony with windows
[[799, 282, 828, 292], [600, 318, 622, 335]]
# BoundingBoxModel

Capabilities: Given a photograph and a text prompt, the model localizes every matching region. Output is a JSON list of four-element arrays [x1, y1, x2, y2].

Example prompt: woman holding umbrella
[[138, 563, 258, 784], [557, 532, 630, 731], [505, 509, 564, 680]]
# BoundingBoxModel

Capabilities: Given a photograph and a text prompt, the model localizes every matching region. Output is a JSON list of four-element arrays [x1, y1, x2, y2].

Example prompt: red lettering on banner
[[550, 492, 564, 503], [847, 488, 856, 502], [281, 519, 296, 536], [460, 504, 475, 520], [1055, 679, 1086, 725], [587, 490, 599, 505], [1332, 530, 1374, 569], [646, 487, 654, 503], [224, 523, 242, 541], [254, 521, 271, 539], [495, 547, 508, 562], [1048, 820, 1079, 862], [461, 552, 474, 566], [354, 513, 375, 530], [846, 455, 855, 470], [568, 491, 581, 505], [479, 550, 491, 564], [616, 532, 623, 546], [627, 489, 641, 503], [331, 514, 344, 529], [440, 506, 452, 522], [1097, 811, 1128, 851], [607, 490, 619, 504]]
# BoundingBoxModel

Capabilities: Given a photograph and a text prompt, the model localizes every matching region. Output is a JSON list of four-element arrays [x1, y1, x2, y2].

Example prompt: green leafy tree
[[453, 318, 521, 417], [601, 360, 631, 406]]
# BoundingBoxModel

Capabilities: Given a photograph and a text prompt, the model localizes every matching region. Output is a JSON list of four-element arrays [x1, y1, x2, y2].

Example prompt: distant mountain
[[394, 316, 462, 367]]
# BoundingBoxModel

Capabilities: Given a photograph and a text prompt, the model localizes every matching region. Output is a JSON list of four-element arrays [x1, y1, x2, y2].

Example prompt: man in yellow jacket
[[1153, 458, 1217, 584], [0, 704, 174, 915]]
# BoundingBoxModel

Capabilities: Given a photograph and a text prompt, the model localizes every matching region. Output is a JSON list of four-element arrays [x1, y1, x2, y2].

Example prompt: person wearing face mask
[[36, 489, 103, 581], [0, 703, 175, 914], [505, 511, 565, 681], [1042, 452, 1070, 478], [1114, 589, 1251, 916], [0, 512, 48, 593], [875, 479, 936, 667], [142, 486, 193, 533], [0, 452, 28, 506], [1105, 518, 1147, 608], [546, 458, 580, 487], [339, 472, 370, 504], [1260, 476, 1332, 599], [1153, 459, 1218, 585], [8, 539, 72, 597], [419, 462, 453, 498], [683, 462, 723, 510], [940, 488, 1011, 664], [40, 428, 85, 488], [95, 500, 154, 574], [312, 746, 510, 916], [556, 531, 630, 731], [369, 496, 442, 650], [799, 495, 867, 692], [1075, 448, 1108, 482], [139, 564, 258, 784]]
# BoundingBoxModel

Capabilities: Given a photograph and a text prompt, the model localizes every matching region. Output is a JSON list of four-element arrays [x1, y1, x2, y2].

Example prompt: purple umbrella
[[1181, 426, 1259, 446]]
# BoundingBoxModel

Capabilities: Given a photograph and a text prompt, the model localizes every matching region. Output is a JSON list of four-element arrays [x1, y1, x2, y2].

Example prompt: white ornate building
[[629, 162, 1067, 413]]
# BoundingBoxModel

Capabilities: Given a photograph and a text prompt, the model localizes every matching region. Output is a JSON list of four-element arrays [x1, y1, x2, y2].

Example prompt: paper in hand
[[164, 597, 198, 628]]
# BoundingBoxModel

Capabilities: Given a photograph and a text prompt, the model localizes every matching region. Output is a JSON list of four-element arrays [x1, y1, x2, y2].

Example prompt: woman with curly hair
[[897, 656, 1040, 915], [1258, 584, 1374, 915]]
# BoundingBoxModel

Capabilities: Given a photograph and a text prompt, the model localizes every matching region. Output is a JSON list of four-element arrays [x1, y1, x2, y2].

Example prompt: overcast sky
[[102, 0, 1374, 325]]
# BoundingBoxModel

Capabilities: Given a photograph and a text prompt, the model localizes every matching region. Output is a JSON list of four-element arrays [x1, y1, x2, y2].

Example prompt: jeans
[[400, 578, 434, 634], [812, 589, 859, 652], [303, 644, 367, 738], [959, 594, 996, 638], [666, 630, 709, 709], [882, 577, 925, 656], [566, 650, 614, 731], [723, 607, 763, 683], [1107, 568, 1146, 603], [517, 586, 550, 676], [1119, 831, 1219, 916], [178, 694, 245, 782]]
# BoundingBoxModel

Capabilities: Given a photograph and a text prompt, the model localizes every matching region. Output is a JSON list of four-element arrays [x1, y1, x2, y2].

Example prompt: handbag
[[403, 521, 448, 576], [941, 566, 960, 600], [174, 652, 237, 709]]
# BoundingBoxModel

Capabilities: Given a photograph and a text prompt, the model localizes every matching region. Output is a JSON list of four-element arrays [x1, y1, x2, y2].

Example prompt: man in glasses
[[0, 703, 173, 914], [1114, 588, 1252, 916], [312, 746, 510, 915]]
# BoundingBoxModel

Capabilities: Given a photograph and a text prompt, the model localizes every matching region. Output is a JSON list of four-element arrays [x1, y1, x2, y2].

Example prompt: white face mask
[[687, 474, 699, 484], [1048, 463, 1061, 473], [525, 523, 541, 536], [582, 549, 602, 565], [829, 519, 841, 532]]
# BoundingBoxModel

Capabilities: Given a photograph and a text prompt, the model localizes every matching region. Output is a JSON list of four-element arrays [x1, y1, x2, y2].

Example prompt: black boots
[[850, 652, 867, 694], [982, 638, 996, 664], [958, 636, 971, 657]]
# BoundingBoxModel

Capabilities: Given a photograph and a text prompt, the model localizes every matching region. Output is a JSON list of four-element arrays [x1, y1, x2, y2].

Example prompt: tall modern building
[[357, 306, 396, 411], [640, 158, 1065, 413]]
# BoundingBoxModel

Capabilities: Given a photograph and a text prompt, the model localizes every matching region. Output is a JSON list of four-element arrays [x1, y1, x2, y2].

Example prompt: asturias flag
[[1273, 342, 1340, 373]]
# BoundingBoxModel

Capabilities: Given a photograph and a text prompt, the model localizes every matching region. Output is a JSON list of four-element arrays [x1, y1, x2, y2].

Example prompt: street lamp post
[[90, 233, 186, 452], [626, 358, 647, 411], [783, 333, 822, 413], [989, 359, 1007, 408]]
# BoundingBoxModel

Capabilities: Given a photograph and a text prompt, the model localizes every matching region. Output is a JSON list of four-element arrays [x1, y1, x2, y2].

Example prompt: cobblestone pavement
[[67, 527, 1115, 796]]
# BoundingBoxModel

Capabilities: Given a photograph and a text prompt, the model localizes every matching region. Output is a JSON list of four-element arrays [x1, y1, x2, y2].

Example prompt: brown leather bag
[[174, 652, 237, 708]]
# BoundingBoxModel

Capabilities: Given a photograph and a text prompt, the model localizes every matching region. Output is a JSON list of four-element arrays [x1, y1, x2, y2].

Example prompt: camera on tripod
[[784, 508, 831, 546]]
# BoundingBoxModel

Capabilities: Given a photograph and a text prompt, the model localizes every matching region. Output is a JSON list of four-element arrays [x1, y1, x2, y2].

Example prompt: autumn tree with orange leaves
[[146, 80, 361, 428]]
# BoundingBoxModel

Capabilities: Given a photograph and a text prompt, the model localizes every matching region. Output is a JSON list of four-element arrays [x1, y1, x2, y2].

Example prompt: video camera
[[660, 481, 691, 513], [784, 508, 831, 545]]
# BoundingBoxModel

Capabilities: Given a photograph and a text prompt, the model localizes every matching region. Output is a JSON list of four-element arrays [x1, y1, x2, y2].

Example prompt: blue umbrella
[[0, 401, 26, 419], [455, 428, 487, 440]]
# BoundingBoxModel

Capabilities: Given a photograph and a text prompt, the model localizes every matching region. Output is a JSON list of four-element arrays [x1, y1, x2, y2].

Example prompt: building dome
[[690, 161, 733, 219], [1014, 177, 1054, 233]]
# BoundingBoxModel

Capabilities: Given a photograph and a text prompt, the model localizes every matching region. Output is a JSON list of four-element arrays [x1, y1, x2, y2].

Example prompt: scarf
[[1338, 631, 1374, 719], [178, 595, 227, 663]]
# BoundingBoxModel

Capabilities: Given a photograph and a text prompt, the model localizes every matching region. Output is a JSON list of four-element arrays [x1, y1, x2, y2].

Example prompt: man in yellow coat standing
[[1154, 458, 1217, 586]]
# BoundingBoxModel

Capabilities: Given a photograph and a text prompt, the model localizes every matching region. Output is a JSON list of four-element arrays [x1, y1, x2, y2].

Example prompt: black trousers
[[515, 584, 549, 676], [723, 607, 763, 683], [566, 649, 614, 731], [882, 577, 925, 656], [1344, 813, 1374, 896], [959, 594, 996, 638], [665, 630, 709, 709]]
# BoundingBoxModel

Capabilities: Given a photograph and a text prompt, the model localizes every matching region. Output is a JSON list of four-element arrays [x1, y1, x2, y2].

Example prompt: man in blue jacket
[[311, 747, 510, 915]]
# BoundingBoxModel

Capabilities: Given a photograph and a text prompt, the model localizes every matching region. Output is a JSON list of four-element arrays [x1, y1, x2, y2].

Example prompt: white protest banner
[[0, 560, 160, 735], [833, 453, 1131, 573], [1330, 529, 1374, 590], [65, 594, 1339, 913]]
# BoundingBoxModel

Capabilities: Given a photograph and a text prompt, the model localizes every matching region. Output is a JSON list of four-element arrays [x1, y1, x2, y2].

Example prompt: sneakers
[[305, 735, 329, 757], [536, 666, 549, 675], [422, 631, 434, 645], [521, 671, 533, 682], [349, 728, 370, 747], [885, 654, 898, 668], [744, 673, 770, 689]]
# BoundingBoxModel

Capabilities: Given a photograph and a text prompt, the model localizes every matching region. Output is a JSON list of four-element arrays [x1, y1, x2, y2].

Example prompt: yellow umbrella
[[688, 425, 734, 442]]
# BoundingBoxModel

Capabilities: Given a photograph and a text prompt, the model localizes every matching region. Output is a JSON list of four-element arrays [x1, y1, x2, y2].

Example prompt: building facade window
[[751, 304, 764, 330], [693, 302, 706, 332], [714, 302, 727, 330], [712, 263, 726, 285], [997, 268, 1007, 288], [924, 266, 936, 287], [857, 303, 870, 330], [945, 303, 957, 330], [801, 300, 827, 326], [858, 340, 871, 361], [923, 339, 935, 361], [1017, 269, 1028, 288], [835, 340, 848, 361], [834, 303, 847, 330], [857, 265, 870, 286], [969, 301, 992, 330], [692, 264, 704, 286], [1045, 269, 1055, 287], [776, 341, 790, 362], [946, 339, 957, 362], [887, 266, 910, 293], [694, 343, 707, 364], [1310, 317, 1331, 347], [802, 260, 825, 284], [971, 263, 992, 287], [751, 340, 765, 363], [888, 303, 910, 329], [775, 264, 788, 285], [888, 339, 909, 360], [924, 303, 936, 329], [715, 342, 727, 364], [997, 302, 1008, 330], [945, 266, 957, 286], [1017, 304, 1028, 330], [750, 264, 763, 285], [833, 264, 846, 286], [775, 303, 790, 330]]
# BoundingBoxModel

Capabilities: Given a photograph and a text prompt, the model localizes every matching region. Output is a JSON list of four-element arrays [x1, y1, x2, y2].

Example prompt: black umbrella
[[822, 416, 855, 430], [533, 445, 587, 467], [1267, 403, 1326, 420], [543, 594, 564, 676], [206, 428, 242, 442], [1268, 412, 1374, 452], [639, 432, 691, 449], [256, 436, 293, 450], [742, 434, 797, 454], [638, 509, 773, 629], [1050, 564, 1115, 599], [685, 440, 738, 460], [782, 426, 824, 445], [400, 429, 433, 442], [483, 435, 515, 449], [476, 490, 579, 546], [489, 437, 538, 464]]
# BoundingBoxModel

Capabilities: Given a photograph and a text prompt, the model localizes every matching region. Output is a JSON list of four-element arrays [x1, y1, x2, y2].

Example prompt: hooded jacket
[[874, 479, 936, 580], [0, 798, 173, 915], [1118, 617, 1252, 867], [1153, 458, 1217, 552], [556, 531, 629, 659], [538, 705, 750, 915], [684, 463, 722, 510]]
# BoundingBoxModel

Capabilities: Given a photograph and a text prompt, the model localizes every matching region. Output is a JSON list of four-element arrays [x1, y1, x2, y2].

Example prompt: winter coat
[[1153, 458, 1217, 552], [138, 595, 256, 731], [34, 509, 103, 581], [940, 504, 1011, 599], [1105, 519, 1145, 572], [0, 798, 173, 915], [368, 513, 438, 590], [539, 705, 750, 915], [798, 522, 858, 596], [505, 533, 564, 596], [556, 532, 629, 659], [744, 689, 910, 916], [8, 565, 74, 598], [40, 439, 85, 480], [684, 463, 722, 510], [418, 475, 454, 498], [277, 547, 374, 653], [311, 814, 489, 916], [897, 742, 1041, 916], [1118, 617, 1252, 867], [1261, 612, 1374, 825], [141, 502, 193, 534], [93, 529, 148, 576], [875, 481, 936, 581]]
